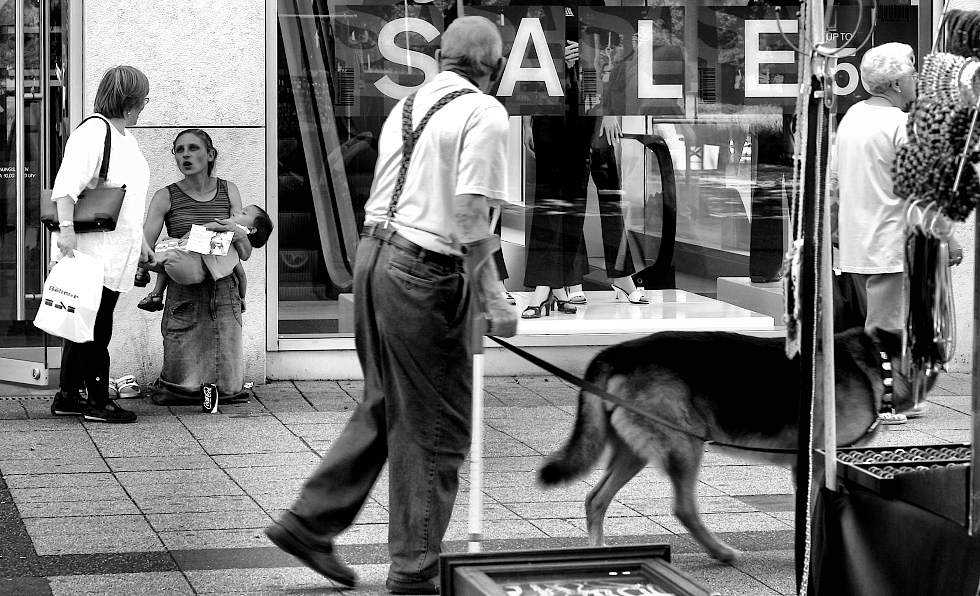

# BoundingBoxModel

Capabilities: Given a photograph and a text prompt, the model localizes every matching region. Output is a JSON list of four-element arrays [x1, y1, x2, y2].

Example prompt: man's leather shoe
[[264, 522, 357, 587], [386, 577, 439, 594]]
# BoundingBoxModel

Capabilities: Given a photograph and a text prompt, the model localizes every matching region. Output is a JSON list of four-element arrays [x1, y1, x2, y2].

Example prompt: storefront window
[[275, 0, 918, 339]]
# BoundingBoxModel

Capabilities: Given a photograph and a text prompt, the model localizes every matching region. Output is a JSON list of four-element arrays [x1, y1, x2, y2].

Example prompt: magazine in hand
[[186, 224, 233, 256]]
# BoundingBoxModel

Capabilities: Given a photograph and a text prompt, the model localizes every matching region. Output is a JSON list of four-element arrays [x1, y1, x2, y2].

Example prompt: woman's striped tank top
[[164, 178, 232, 239]]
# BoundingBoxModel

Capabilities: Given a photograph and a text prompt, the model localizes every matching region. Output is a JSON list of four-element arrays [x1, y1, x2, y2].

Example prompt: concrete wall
[[84, 1, 268, 385]]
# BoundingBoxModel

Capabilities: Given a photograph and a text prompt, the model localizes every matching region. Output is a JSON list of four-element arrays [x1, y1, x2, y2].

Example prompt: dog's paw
[[710, 545, 739, 564]]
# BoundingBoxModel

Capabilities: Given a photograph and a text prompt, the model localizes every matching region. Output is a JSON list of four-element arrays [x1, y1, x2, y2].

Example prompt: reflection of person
[[590, 31, 647, 303], [140, 205, 273, 310], [519, 1, 647, 318], [830, 43, 917, 334], [142, 129, 255, 402], [49, 66, 152, 424], [265, 16, 516, 594]]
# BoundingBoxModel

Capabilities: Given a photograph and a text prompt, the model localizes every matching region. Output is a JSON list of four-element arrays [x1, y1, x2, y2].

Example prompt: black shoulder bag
[[41, 115, 127, 232]]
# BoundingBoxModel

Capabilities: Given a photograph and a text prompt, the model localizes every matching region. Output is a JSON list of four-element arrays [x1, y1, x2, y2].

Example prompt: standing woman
[[143, 129, 252, 403], [49, 66, 152, 423]]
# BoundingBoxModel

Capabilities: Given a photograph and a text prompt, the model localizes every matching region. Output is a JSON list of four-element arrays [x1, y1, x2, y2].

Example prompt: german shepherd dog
[[538, 327, 925, 563]]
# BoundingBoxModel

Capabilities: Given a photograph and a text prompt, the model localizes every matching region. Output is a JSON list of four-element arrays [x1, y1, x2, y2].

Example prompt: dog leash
[[486, 335, 800, 455]]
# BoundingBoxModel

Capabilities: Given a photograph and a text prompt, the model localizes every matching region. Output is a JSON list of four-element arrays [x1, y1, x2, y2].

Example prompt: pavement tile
[[672, 553, 786, 596], [184, 566, 353, 594], [274, 422, 345, 444], [334, 522, 389, 545], [502, 500, 636, 519], [2, 430, 102, 461], [650, 511, 792, 535], [566, 515, 675, 537], [443, 519, 549, 540], [0, 458, 109, 475], [0, 400, 28, 419], [698, 466, 794, 496], [211, 452, 320, 468], [158, 528, 271, 550], [448, 502, 519, 522], [729, 549, 797, 595], [3, 472, 118, 489], [24, 515, 164, 555], [86, 426, 206, 458], [48, 572, 195, 595], [136, 494, 258, 515], [10, 484, 131, 503], [116, 468, 236, 487], [16, 498, 141, 518], [484, 481, 592, 503], [106, 455, 219, 472], [622, 495, 761, 517], [526, 517, 589, 537], [125, 480, 247, 504], [146, 509, 273, 532], [224, 465, 317, 485]]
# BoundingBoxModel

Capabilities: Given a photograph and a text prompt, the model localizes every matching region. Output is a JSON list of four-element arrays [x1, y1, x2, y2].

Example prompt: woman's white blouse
[[50, 115, 150, 292]]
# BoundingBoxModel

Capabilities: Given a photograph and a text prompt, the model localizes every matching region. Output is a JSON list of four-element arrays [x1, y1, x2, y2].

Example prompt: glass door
[[0, 0, 71, 385]]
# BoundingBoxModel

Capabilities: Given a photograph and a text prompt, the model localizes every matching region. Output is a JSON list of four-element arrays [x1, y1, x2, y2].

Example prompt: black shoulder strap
[[77, 115, 112, 182], [383, 88, 477, 226]]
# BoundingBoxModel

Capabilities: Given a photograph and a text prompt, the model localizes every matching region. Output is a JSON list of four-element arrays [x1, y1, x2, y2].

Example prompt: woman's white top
[[50, 115, 150, 292], [831, 100, 908, 274]]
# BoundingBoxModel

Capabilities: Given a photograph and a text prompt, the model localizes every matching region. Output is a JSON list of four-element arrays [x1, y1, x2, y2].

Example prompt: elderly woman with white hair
[[830, 42, 919, 420]]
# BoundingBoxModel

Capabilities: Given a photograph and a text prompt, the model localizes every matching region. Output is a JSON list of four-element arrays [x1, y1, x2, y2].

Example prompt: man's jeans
[[282, 230, 473, 583]]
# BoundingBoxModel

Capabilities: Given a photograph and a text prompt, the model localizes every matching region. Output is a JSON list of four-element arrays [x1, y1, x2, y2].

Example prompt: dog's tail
[[538, 357, 614, 486]]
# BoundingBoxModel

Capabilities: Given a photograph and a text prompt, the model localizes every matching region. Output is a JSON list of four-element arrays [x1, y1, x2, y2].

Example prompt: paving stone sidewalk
[[0, 374, 972, 595]]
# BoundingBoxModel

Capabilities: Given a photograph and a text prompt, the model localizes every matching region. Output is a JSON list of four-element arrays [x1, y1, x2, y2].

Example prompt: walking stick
[[467, 306, 486, 553]]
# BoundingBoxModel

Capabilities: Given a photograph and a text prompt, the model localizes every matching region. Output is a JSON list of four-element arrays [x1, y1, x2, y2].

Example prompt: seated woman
[[142, 128, 260, 403]]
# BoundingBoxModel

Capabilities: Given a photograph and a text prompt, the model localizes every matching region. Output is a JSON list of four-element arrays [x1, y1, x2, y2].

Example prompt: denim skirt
[[155, 275, 244, 397]]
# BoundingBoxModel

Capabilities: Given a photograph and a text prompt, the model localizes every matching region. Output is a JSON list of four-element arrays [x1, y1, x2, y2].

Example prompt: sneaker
[[51, 391, 86, 416], [83, 400, 137, 424], [264, 522, 357, 587], [878, 411, 908, 425], [904, 402, 930, 419], [386, 578, 440, 595]]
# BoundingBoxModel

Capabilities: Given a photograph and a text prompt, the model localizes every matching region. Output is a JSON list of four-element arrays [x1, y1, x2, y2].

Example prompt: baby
[[138, 205, 273, 312]]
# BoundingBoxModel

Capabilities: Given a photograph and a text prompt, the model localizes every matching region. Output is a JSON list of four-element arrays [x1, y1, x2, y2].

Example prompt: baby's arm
[[234, 262, 247, 300]]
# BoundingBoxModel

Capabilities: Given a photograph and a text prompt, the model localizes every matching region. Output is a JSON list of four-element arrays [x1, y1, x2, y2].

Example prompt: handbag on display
[[40, 116, 126, 233]]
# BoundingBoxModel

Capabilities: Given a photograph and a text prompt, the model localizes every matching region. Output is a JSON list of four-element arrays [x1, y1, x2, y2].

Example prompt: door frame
[[0, 0, 82, 386]]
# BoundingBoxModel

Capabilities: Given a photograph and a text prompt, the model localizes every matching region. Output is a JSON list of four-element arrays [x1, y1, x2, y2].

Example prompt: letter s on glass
[[376, 18, 440, 99]]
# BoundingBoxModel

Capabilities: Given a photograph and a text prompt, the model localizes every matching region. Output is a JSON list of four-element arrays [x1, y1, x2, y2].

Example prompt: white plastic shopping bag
[[33, 251, 104, 342]]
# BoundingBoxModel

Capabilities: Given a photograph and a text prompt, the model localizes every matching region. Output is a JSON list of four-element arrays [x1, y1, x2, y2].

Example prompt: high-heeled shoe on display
[[522, 293, 553, 319], [611, 284, 649, 304], [564, 286, 588, 305], [522, 290, 577, 319]]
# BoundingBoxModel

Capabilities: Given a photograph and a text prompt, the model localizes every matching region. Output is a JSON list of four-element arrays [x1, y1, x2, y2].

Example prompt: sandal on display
[[521, 295, 553, 319], [611, 284, 649, 305], [110, 375, 141, 399], [137, 293, 164, 312], [564, 287, 588, 305]]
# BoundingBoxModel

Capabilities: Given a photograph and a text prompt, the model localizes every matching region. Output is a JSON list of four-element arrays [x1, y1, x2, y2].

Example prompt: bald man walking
[[265, 17, 516, 594]]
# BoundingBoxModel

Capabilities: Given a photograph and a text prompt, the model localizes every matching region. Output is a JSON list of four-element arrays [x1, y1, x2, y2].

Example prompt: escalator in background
[[0, 0, 71, 387], [275, 0, 446, 336]]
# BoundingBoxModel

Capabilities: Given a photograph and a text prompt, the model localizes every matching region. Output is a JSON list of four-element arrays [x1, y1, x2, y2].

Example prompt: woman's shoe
[[137, 293, 164, 312], [83, 400, 137, 423], [504, 291, 517, 305], [565, 286, 588, 305], [611, 284, 649, 304], [521, 293, 553, 319]]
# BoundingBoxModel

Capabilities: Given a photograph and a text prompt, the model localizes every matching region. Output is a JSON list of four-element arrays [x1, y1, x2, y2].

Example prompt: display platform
[[512, 290, 775, 335], [339, 289, 775, 335]]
